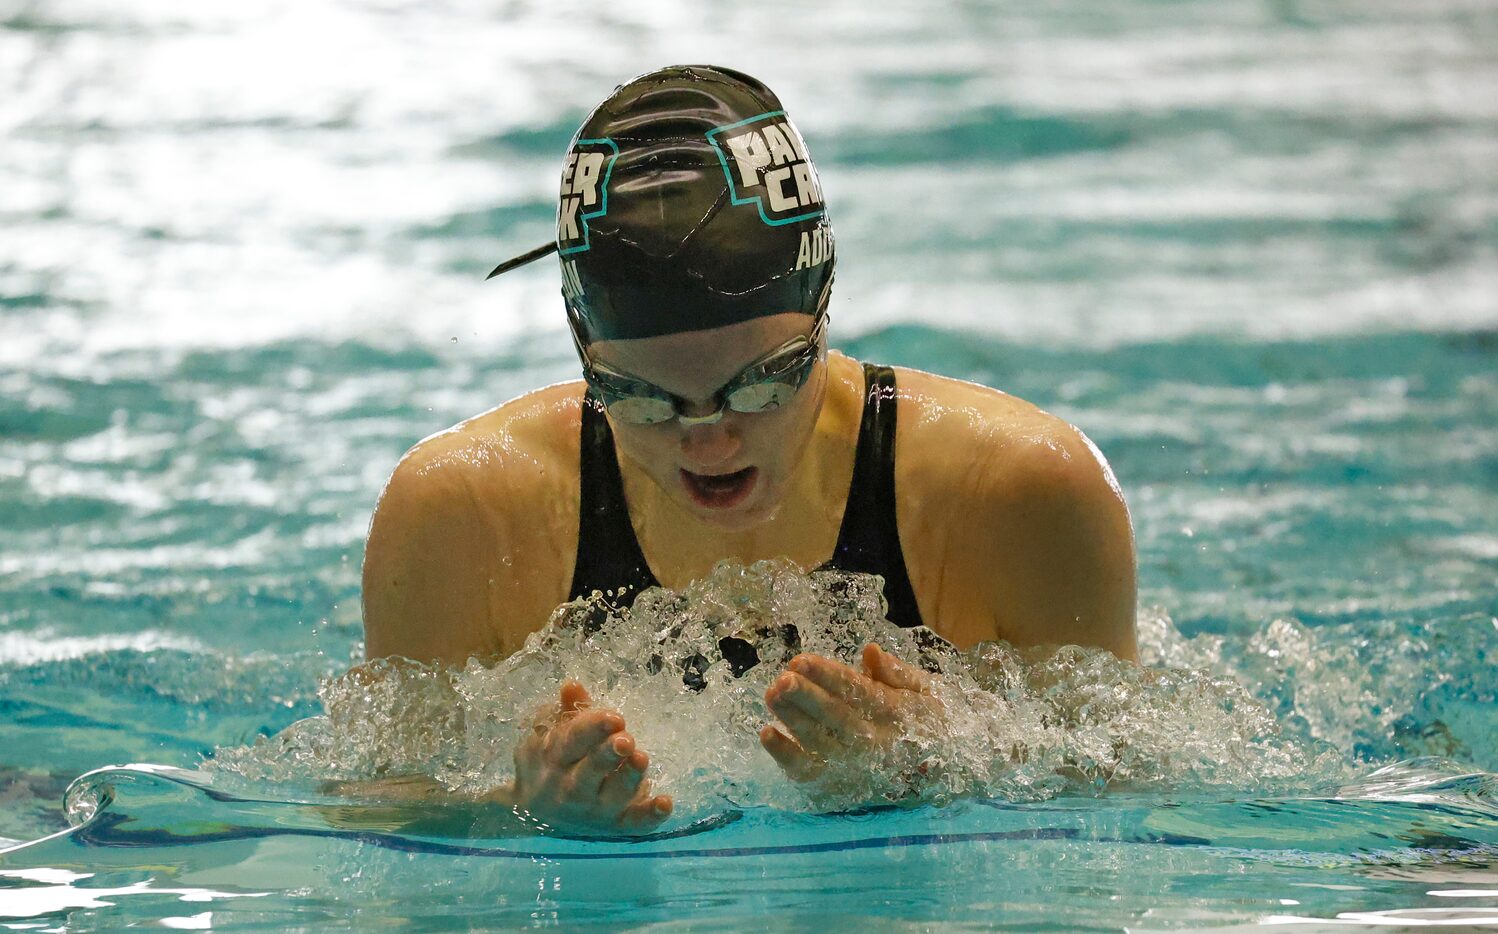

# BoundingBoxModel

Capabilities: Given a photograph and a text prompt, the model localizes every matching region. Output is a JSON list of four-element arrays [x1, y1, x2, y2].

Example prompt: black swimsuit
[[569, 362, 925, 630]]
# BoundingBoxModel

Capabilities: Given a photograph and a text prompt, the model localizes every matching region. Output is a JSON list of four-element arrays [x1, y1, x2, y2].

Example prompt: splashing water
[[209, 560, 1345, 821]]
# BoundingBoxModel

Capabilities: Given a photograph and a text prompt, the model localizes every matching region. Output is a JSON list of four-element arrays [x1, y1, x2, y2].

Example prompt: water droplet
[[206, 561, 1336, 815]]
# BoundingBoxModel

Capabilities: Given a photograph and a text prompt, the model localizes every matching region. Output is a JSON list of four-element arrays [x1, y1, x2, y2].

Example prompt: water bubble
[[210, 561, 1339, 818]]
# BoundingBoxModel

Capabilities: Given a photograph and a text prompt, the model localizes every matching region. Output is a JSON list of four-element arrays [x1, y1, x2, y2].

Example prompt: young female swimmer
[[361, 65, 1138, 834]]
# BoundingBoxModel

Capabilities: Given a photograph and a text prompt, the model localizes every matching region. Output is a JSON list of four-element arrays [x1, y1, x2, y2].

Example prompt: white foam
[[211, 561, 1340, 821]]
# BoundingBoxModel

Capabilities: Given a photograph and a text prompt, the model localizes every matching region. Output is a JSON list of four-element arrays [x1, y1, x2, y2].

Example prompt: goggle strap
[[485, 241, 558, 280]]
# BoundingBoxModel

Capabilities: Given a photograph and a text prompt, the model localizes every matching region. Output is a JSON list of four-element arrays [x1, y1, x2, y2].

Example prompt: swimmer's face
[[587, 312, 827, 531]]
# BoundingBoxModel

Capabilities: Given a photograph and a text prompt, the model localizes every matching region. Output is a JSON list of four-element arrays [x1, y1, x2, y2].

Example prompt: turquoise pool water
[[3, 0, 1497, 928]]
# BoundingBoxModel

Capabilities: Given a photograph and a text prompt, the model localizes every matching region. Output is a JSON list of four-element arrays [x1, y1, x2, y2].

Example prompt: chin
[[685, 497, 774, 531], [679, 480, 784, 532]]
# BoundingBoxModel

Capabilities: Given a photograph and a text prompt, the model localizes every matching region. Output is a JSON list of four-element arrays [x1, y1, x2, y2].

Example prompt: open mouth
[[680, 466, 758, 510]]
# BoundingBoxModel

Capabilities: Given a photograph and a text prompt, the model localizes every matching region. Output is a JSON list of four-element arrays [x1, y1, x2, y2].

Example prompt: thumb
[[862, 643, 928, 693], [559, 680, 592, 712]]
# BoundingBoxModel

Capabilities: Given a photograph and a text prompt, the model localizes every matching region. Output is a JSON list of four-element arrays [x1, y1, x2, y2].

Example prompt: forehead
[[587, 312, 815, 396]]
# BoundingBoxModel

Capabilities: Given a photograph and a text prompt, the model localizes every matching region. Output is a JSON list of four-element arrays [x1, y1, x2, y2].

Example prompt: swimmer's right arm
[[359, 448, 671, 833], [362, 415, 585, 663], [321, 679, 673, 835], [362, 450, 506, 664]]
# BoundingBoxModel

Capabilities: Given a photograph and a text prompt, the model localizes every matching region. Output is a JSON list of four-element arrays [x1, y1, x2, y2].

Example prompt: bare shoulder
[[392, 380, 584, 501], [891, 367, 1117, 500], [889, 366, 1138, 660], [361, 381, 586, 665]]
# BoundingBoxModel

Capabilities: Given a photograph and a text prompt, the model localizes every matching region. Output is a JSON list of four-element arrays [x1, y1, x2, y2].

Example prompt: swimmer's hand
[[490, 680, 673, 835], [760, 643, 943, 784]]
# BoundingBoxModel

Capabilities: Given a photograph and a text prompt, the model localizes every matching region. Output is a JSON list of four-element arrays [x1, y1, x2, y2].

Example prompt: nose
[[679, 419, 742, 469]]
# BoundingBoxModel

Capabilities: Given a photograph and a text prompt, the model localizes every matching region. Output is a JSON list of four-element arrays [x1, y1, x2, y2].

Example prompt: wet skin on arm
[[361, 388, 677, 834], [359, 358, 1138, 822], [757, 369, 1140, 783]]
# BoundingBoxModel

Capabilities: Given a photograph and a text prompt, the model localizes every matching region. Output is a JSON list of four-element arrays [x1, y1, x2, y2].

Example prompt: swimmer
[[361, 65, 1138, 833]]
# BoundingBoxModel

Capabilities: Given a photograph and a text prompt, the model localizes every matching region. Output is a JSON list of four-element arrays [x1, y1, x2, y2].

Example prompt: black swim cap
[[487, 65, 836, 344]]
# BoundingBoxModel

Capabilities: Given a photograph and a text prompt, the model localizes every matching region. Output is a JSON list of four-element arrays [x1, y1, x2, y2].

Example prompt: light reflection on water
[[2, 761, 1494, 929], [3, 0, 1495, 362], [0, 867, 267, 924]]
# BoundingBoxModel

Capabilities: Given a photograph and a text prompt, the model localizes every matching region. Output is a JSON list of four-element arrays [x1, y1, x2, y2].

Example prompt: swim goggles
[[574, 313, 828, 426]]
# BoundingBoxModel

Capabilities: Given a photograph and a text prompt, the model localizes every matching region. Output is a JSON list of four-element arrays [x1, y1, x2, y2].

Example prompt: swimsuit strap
[[569, 364, 925, 630], [822, 363, 925, 629], [568, 392, 662, 610]]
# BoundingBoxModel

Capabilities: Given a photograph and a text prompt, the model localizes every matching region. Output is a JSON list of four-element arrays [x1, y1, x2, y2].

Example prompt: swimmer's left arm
[[958, 422, 1139, 662], [759, 421, 1139, 785]]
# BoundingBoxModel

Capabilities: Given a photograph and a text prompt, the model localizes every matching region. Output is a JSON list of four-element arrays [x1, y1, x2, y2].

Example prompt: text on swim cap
[[557, 138, 620, 255], [707, 112, 825, 226], [795, 223, 832, 271], [560, 258, 584, 303], [725, 124, 821, 213], [559, 152, 605, 236]]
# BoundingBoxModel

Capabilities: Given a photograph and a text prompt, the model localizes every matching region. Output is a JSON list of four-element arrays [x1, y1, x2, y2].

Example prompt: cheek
[[750, 387, 824, 463], [608, 422, 677, 470], [783, 370, 829, 435]]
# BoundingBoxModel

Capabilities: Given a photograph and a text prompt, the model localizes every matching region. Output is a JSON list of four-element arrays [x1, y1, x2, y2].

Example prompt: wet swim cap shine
[[486, 65, 836, 345]]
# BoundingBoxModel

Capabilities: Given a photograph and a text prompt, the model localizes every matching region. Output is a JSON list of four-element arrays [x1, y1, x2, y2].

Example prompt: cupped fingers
[[768, 671, 872, 747], [862, 644, 929, 693], [759, 724, 823, 782], [767, 699, 842, 760], [595, 745, 649, 810], [789, 654, 893, 719], [571, 730, 635, 792], [599, 749, 671, 832], [617, 792, 673, 832], [544, 708, 625, 765]]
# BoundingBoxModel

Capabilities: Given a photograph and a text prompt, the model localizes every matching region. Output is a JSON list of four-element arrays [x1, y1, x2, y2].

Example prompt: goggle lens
[[724, 380, 798, 413], [581, 315, 826, 425], [603, 395, 677, 424]]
